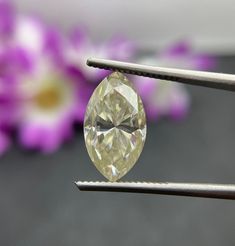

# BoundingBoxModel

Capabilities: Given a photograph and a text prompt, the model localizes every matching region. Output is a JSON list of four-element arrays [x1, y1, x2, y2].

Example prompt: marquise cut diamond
[[84, 72, 147, 181]]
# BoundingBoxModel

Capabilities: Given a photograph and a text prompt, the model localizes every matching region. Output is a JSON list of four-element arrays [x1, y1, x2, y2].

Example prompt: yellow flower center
[[35, 85, 62, 110]]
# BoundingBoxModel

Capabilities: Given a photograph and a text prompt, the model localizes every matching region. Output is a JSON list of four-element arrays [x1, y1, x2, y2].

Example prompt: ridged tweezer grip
[[87, 58, 235, 91], [75, 181, 235, 200]]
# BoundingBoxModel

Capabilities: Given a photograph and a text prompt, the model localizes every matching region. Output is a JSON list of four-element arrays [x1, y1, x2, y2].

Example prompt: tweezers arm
[[87, 58, 235, 91], [75, 181, 235, 200]]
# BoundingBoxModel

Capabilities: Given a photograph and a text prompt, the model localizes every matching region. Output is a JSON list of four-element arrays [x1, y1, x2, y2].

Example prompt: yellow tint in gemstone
[[84, 72, 147, 181]]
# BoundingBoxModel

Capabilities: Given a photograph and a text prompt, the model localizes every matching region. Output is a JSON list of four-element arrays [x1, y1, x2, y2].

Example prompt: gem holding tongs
[[76, 58, 235, 200]]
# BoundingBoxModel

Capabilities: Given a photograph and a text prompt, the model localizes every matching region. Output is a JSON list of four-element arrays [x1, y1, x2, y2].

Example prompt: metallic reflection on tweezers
[[75, 181, 235, 200]]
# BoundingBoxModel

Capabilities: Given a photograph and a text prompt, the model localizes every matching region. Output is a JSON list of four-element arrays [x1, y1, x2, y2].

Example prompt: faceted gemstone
[[84, 72, 147, 181]]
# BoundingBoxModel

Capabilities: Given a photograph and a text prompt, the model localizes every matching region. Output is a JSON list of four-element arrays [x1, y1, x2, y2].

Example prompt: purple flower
[[0, 0, 15, 38], [158, 41, 215, 70], [18, 70, 77, 152], [12, 15, 63, 70], [134, 41, 215, 121], [0, 44, 24, 155], [66, 27, 136, 83], [0, 15, 86, 153], [0, 81, 20, 155], [17, 58, 85, 153]]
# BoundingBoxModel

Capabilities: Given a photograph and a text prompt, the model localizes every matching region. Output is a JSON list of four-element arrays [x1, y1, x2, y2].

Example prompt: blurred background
[[0, 0, 235, 245], [16, 0, 235, 53]]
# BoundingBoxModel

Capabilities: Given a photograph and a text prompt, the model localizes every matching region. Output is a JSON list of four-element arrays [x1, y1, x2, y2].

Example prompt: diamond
[[84, 72, 147, 181]]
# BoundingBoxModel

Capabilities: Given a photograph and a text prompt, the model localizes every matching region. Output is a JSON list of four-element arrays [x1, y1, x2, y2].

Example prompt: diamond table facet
[[84, 72, 147, 181]]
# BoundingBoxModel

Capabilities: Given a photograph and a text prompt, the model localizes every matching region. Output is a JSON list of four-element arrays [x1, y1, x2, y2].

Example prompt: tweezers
[[75, 58, 235, 200]]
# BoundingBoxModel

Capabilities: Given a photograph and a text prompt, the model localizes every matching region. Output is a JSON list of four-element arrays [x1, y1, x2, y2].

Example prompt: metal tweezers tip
[[86, 58, 235, 91]]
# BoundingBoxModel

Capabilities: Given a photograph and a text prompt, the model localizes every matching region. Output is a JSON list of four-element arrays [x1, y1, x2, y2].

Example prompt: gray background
[[1, 57, 235, 245], [16, 0, 235, 53]]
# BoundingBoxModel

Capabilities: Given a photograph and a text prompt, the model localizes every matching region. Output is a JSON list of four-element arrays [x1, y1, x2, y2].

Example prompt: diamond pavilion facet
[[84, 72, 147, 181]]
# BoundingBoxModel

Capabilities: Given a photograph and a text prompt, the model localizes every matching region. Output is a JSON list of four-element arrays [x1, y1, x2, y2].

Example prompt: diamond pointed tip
[[108, 71, 124, 79], [84, 72, 147, 181]]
